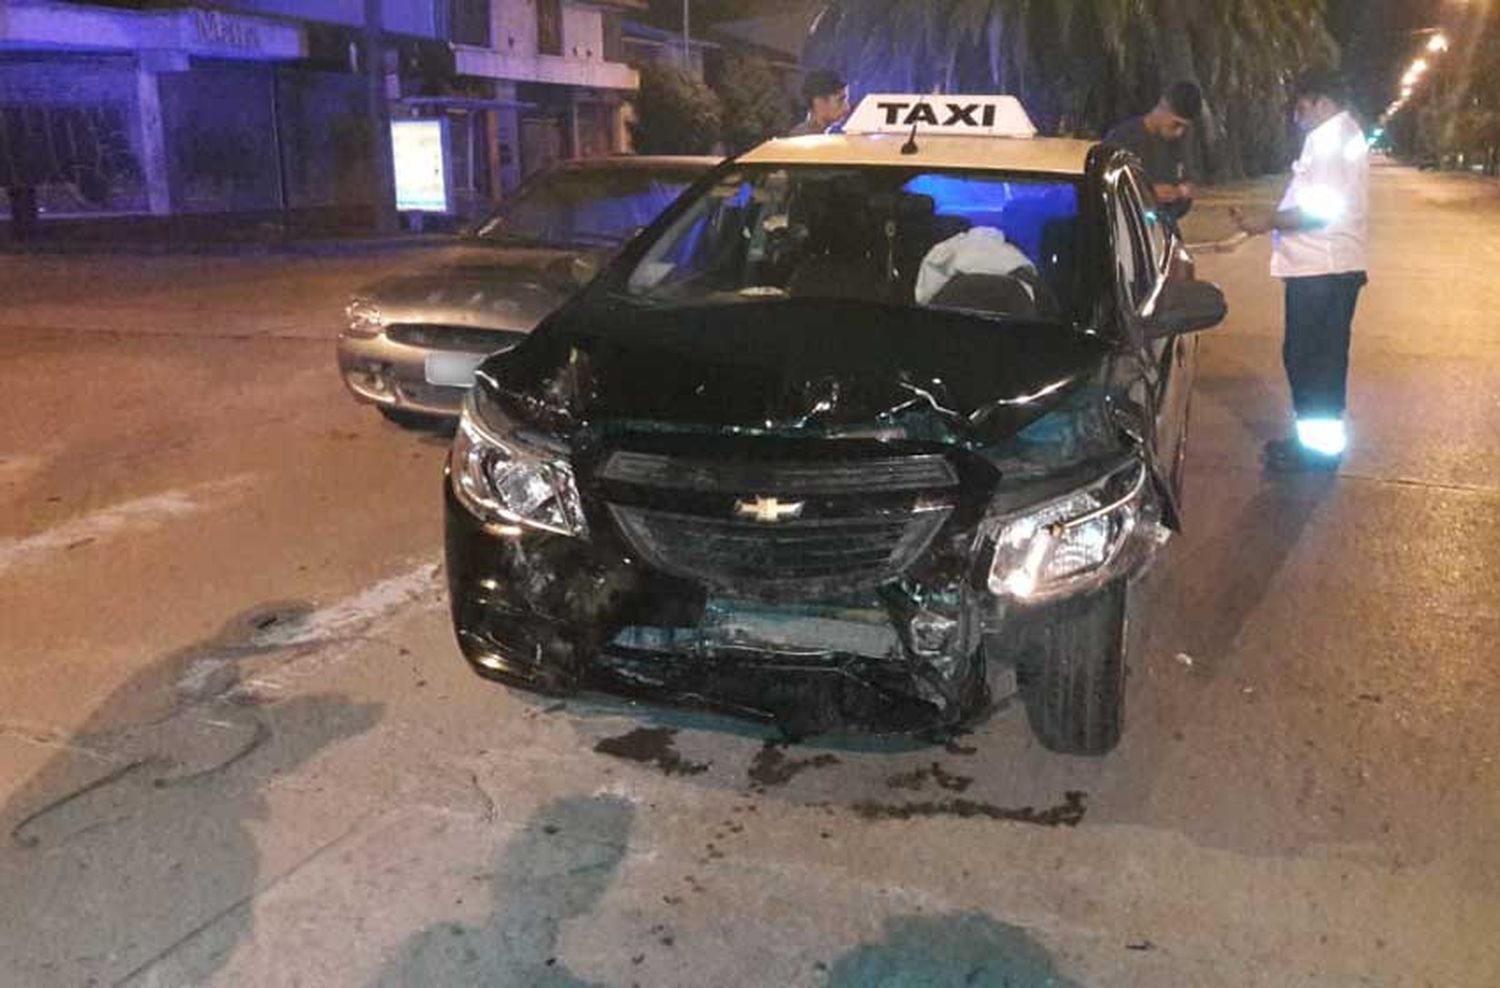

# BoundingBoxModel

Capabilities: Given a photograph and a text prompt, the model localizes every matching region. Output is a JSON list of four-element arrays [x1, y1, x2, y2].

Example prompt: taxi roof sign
[[844, 94, 1037, 139]]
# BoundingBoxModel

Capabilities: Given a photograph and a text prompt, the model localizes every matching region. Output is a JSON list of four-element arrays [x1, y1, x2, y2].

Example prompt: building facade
[[0, 0, 641, 233]]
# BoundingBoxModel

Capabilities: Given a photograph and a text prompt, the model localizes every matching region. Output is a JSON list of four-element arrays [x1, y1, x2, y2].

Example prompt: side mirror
[[1149, 280, 1227, 338]]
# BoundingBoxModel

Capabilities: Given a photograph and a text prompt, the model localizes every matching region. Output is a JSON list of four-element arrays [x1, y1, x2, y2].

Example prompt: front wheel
[[1018, 580, 1129, 756]]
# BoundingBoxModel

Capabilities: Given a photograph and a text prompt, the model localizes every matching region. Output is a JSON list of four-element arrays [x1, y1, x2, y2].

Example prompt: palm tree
[[805, 0, 1337, 178]]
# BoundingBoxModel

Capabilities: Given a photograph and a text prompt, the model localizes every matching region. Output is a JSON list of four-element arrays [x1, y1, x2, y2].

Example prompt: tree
[[712, 53, 794, 153], [630, 62, 725, 155], [805, 0, 1338, 179], [1398, 6, 1500, 174]]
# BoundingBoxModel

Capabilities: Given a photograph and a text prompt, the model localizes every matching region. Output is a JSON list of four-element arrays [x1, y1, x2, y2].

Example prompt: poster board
[[392, 118, 452, 214]]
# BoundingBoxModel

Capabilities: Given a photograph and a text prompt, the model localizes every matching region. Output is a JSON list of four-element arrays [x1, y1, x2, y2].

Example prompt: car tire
[[1018, 579, 1128, 756]]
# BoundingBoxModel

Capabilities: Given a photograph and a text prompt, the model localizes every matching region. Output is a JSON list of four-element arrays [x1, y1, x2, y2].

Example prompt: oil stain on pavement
[[370, 795, 634, 988], [851, 791, 1088, 827], [747, 740, 841, 788], [826, 912, 1085, 987], [592, 727, 709, 777], [884, 762, 974, 794]]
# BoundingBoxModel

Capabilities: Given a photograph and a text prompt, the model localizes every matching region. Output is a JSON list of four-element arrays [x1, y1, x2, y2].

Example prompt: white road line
[[0, 475, 256, 576], [249, 562, 444, 648]]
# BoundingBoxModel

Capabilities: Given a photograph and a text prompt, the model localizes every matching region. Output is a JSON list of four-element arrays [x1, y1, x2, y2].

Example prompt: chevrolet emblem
[[735, 496, 805, 523]]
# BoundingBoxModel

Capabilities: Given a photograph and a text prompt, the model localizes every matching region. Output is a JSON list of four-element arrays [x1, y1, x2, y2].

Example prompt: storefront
[[1, 3, 305, 223], [453, 0, 640, 195], [2, 1, 645, 235], [0, 2, 471, 233]]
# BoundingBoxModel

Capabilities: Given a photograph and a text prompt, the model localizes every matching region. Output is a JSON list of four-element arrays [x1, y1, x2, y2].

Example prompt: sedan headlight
[[450, 397, 587, 537], [986, 461, 1147, 600], [344, 298, 384, 338]]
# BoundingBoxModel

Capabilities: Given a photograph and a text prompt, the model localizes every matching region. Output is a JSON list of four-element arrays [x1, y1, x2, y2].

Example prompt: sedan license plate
[[424, 352, 487, 387]]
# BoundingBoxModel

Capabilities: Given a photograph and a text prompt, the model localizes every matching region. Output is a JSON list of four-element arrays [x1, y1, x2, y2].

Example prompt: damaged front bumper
[[445, 479, 991, 734], [443, 445, 1165, 736]]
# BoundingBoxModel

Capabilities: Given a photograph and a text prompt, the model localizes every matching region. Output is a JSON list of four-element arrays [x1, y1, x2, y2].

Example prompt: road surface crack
[[1338, 472, 1500, 499], [110, 807, 381, 987]]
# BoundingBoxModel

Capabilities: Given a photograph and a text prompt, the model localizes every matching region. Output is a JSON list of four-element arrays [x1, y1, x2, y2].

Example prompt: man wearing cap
[[1232, 68, 1369, 472], [787, 70, 850, 137], [1105, 81, 1204, 221]]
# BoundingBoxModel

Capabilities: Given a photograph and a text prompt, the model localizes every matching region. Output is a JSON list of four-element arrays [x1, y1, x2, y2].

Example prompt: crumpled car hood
[[480, 298, 1112, 445], [358, 246, 593, 332]]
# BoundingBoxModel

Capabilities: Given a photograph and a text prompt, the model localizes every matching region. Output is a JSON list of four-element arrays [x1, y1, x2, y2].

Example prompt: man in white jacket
[[1232, 69, 1370, 472], [915, 227, 1037, 308]]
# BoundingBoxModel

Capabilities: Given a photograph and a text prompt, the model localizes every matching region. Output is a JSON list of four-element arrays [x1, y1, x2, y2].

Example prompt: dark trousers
[[1283, 272, 1366, 419]]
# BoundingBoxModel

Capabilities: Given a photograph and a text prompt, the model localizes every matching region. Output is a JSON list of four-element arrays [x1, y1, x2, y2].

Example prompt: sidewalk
[[0, 210, 459, 257], [0, 230, 455, 257], [1180, 175, 1284, 247]]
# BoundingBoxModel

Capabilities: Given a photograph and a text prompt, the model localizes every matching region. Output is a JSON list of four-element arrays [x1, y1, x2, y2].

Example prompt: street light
[[1389, 23, 1456, 119]]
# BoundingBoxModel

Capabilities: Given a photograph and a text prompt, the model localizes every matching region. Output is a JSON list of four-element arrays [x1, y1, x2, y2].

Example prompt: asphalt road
[[1, 165, 1497, 987]]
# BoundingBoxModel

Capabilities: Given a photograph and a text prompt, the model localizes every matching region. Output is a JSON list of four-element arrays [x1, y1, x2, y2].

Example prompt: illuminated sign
[[844, 94, 1037, 139], [391, 119, 451, 213]]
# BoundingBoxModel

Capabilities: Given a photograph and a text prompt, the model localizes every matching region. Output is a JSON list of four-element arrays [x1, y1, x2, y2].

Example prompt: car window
[[1110, 177, 1154, 311], [478, 168, 699, 248], [1127, 169, 1170, 272], [621, 165, 1087, 323]]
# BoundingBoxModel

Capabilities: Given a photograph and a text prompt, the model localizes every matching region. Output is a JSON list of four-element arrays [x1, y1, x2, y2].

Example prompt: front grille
[[609, 505, 952, 597], [387, 324, 525, 353], [599, 452, 959, 494]]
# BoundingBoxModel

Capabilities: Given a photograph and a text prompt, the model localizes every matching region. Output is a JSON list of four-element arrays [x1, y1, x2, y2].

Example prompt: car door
[[1104, 163, 1186, 521], [1121, 167, 1196, 505]]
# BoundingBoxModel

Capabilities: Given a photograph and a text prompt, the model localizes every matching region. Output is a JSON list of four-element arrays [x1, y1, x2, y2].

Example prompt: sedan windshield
[[477, 166, 701, 249], [621, 166, 1088, 321]]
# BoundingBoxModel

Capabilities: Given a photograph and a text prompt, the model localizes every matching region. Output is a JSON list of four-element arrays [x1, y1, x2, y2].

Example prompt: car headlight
[[985, 461, 1147, 600], [449, 395, 587, 538], [345, 298, 384, 338]]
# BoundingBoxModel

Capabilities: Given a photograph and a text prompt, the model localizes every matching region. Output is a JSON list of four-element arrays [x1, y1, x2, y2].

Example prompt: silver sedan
[[337, 156, 717, 424]]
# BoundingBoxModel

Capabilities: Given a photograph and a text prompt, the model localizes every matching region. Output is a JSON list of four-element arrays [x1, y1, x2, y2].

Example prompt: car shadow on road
[[377, 411, 458, 447], [369, 794, 634, 987], [1154, 472, 1337, 662], [826, 912, 1086, 987], [0, 608, 383, 987]]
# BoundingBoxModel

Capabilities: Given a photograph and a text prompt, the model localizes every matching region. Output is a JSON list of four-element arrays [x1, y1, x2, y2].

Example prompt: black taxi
[[442, 95, 1227, 754]]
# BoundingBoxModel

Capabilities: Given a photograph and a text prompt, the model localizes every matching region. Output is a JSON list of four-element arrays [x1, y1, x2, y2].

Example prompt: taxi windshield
[[620, 165, 1086, 322]]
